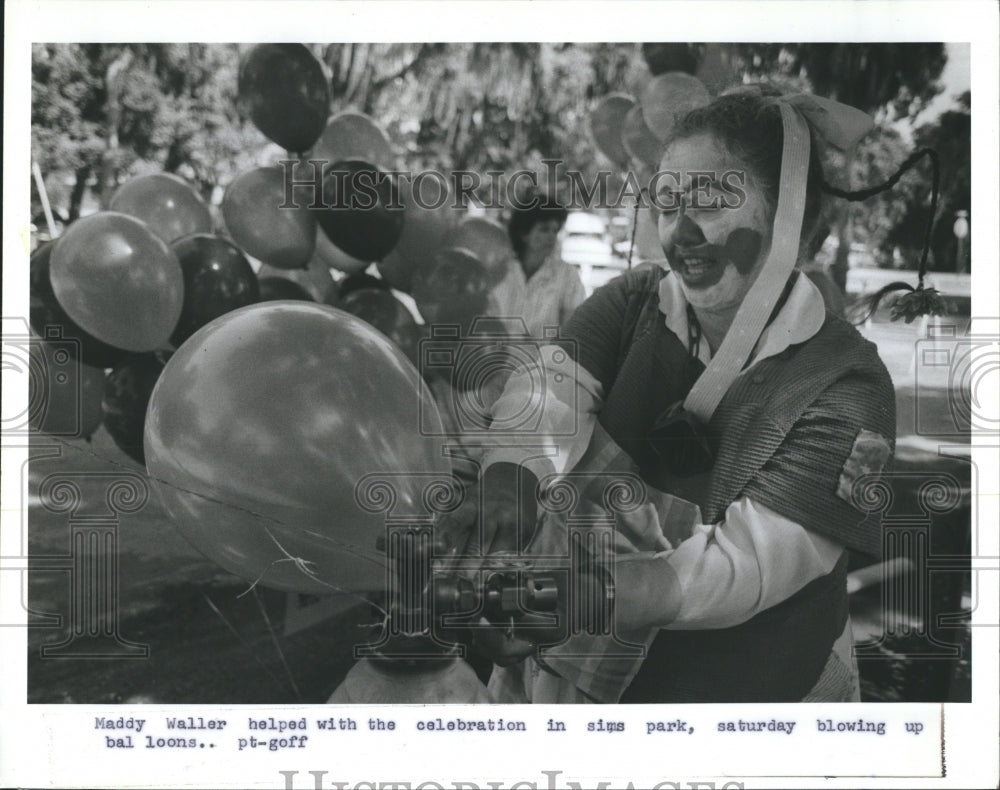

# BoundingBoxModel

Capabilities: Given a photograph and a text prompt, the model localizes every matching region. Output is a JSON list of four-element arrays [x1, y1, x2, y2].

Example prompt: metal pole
[[32, 161, 57, 239]]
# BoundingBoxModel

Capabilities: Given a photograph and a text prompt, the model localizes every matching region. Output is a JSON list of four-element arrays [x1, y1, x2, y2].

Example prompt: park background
[[23, 41, 974, 704]]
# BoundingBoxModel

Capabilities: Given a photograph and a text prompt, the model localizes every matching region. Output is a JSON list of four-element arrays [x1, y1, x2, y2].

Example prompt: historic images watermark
[[2, 316, 150, 658], [278, 158, 748, 213], [278, 769, 746, 790], [849, 314, 998, 664]]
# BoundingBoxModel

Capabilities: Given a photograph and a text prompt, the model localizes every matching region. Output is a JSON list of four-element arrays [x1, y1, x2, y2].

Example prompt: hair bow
[[779, 93, 875, 152]]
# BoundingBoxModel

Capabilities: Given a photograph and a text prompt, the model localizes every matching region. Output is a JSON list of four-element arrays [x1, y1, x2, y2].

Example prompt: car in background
[[560, 211, 626, 295]]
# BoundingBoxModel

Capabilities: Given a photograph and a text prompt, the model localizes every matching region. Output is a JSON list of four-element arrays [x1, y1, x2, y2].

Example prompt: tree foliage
[[726, 43, 951, 280], [889, 92, 971, 270], [31, 42, 967, 273], [31, 43, 262, 223]]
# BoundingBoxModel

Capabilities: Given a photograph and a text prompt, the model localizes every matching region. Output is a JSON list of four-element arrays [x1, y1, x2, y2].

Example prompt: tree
[[725, 44, 948, 286], [888, 91, 971, 272], [31, 44, 266, 224], [32, 44, 110, 222], [314, 43, 647, 209]]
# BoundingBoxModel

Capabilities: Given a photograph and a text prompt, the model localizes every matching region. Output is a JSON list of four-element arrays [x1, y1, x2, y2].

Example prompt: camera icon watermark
[[418, 317, 578, 437], [2, 317, 84, 437], [913, 317, 999, 438]]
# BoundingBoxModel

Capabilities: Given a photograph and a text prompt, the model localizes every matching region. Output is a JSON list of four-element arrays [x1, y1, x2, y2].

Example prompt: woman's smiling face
[[656, 133, 774, 311]]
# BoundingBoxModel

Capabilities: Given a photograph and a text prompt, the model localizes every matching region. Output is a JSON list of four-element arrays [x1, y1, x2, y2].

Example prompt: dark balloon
[[314, 160, 404, 263], [109, 173, 213, 244], [49, 212, 185, 352], [590, 93, 636, 168], [257, 276, 315, 302], [313, 220, 369, 274], [336, 288, 420, 364], [324, 272, 391, 305], [30, 241, 128, 368], [102, 352, 171, 464], [411, 247, 490, 334], [374, 253, 415, 294], [237, 44, 330, 154], [28, 340, 105, 440], [222, 166, 317, 270], [143, 302, 450, 595], [170, 234, 260, 346], [641, 43, 705, 77]]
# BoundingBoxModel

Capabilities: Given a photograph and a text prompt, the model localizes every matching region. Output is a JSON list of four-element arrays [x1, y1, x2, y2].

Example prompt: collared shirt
[[488, 253, 587, 336], [481, 268, 847, 631], [657, 266, 828, 369]]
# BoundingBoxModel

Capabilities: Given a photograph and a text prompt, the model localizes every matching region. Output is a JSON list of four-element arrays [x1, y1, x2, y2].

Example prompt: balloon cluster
[[29, 43, 529, 598], [589, 72, 711, 174]]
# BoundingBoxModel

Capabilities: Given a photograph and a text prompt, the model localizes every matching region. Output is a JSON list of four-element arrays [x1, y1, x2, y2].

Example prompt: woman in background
[[489, 198, 586, 336]]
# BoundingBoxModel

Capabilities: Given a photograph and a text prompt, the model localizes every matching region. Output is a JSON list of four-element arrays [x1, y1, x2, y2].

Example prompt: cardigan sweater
[[562, 266, 895, 558], [551, 266, 895, 701]]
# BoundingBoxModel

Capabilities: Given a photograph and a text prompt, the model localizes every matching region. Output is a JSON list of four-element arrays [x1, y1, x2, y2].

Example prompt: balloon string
[[250, 585, 302, 702], [35, 435, 387, 569], [41, 434, 394, 647], [239, 525, 388, 623], [201, 591, 294, 694], [627, 192, 641, 271]]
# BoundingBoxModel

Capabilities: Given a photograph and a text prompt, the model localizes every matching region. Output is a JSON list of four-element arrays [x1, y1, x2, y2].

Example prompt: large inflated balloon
[[30, 241, 128, 368], [309, 111, 394, 172], [377, 175, 457, 292], [102, 352, 170, 464], [49, 212, 184, 352], [28, 340, 104, 439], [622, 104, 663, 172], [314, 160, 404, 262], [170, 234, 260, 346], [144, 302, 451, 595], [110, 173, 213, 244], [237, 44, 330, 154], [412, 247, 490, 334], [590, 93, 636, 168], [641, 72, 712, 143], [222, 166, 317, 270], [257, 276, 315, 301], [337, 288, 420, 364], [443, 217, 516, 283]]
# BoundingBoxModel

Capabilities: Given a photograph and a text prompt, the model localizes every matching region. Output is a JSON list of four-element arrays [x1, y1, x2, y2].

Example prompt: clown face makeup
[[656, 133, 774, 312]]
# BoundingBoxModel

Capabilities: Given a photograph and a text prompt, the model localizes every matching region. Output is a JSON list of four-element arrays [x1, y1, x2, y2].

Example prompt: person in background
[[490, 197, 587, 336]]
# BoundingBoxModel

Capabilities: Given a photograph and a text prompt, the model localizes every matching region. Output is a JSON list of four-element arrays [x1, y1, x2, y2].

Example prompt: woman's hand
[[433, 463, 540, 558], [479, 462, 540, 555]]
